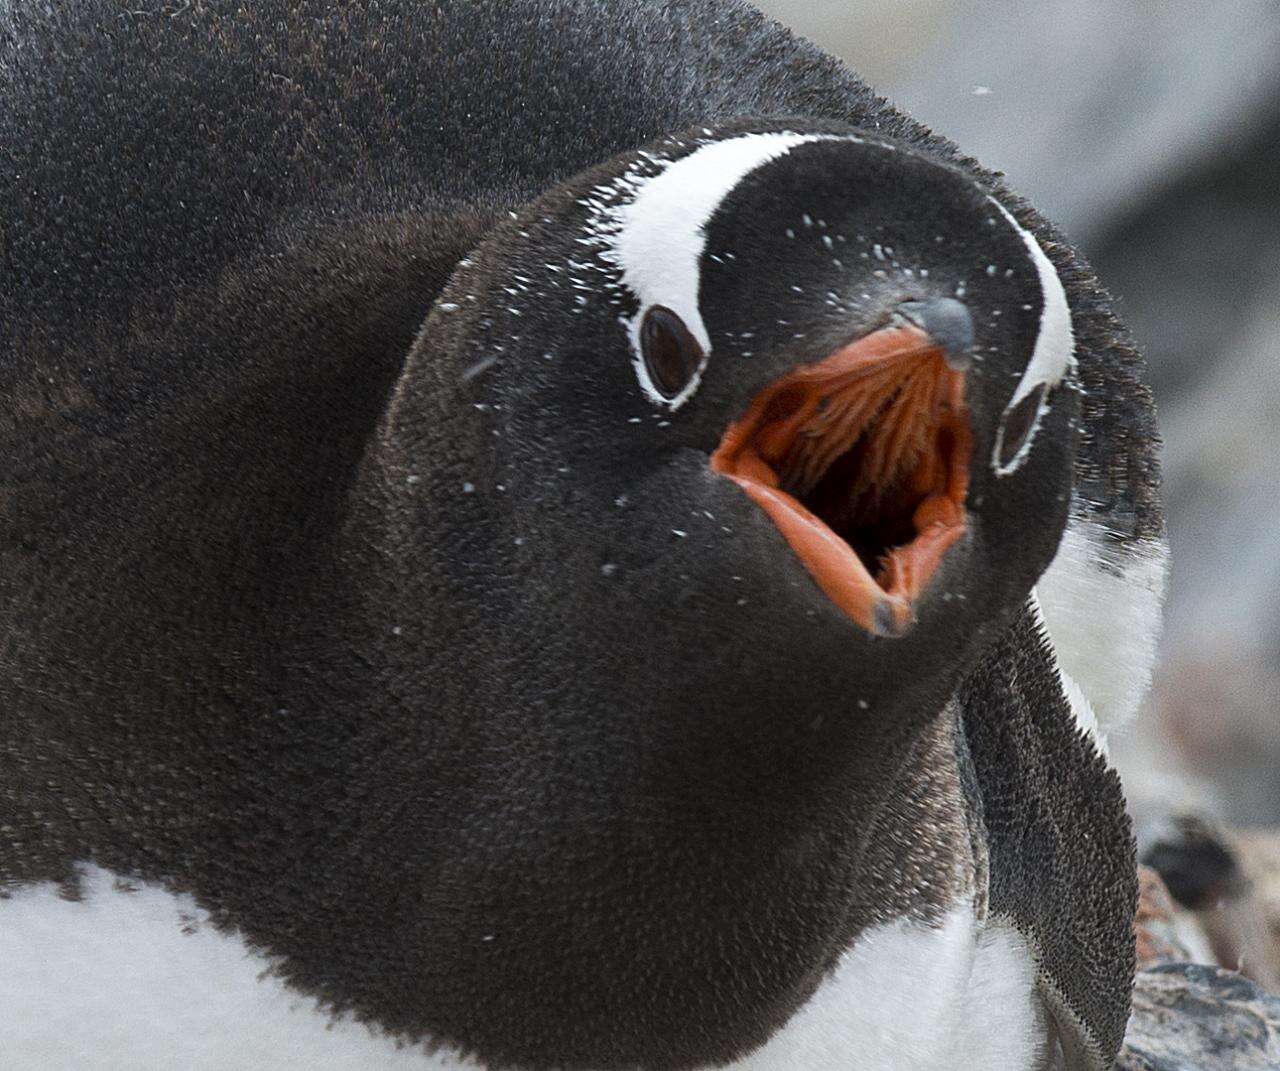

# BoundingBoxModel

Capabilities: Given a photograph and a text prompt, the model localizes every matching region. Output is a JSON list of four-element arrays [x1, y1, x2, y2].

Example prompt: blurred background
[[753, 0, 1280, 981]]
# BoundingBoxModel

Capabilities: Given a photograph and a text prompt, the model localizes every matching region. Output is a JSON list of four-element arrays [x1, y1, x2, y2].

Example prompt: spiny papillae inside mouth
[[752, 356, 966, 588]]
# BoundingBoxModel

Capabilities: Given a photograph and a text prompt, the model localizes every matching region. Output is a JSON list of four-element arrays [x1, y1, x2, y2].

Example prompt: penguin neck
[[132, 457, 988, 1068], [287, 661, 985, 1061], [647, 686, 984, 922], [338, 442, 985, 915], [333, 618, 980, 925]]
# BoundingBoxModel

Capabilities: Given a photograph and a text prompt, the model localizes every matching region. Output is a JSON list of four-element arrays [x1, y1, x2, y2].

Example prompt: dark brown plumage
[[1, 3, 1159, 1068]]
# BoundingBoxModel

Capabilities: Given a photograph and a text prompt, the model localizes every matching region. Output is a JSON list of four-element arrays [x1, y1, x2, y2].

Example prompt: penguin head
[[373, 118, 1085, 1071], [411, 119, 1079, 713]]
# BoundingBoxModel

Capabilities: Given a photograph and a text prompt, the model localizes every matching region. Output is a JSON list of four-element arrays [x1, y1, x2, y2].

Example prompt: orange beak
[[710, 322, 971, 637]]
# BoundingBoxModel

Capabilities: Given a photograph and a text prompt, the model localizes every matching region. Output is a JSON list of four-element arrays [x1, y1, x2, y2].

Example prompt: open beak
[[710, 302, 973, 637]]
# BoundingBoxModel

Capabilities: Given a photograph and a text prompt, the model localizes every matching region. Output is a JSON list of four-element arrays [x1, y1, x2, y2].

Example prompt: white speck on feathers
[[461, 355, 498, 382]]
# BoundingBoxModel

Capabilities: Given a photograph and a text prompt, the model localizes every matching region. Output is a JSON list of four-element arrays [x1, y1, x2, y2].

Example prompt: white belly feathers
[[729, 908, 1047, 1071], [0, 866, 467, 1071], [0, 865, 1047, 1071]]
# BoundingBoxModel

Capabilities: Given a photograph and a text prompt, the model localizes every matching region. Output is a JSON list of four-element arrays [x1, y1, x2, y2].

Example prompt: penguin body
[[0, 3, 1164, 1069]]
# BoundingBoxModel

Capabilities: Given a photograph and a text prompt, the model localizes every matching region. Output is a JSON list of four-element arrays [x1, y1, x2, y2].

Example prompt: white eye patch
[[584, 133, 1075, 435], [988, 199, 1076, 476], [587, 131, 864, 410]]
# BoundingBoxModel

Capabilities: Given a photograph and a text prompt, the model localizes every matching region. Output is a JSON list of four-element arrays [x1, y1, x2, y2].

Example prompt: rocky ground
[[1121, 961, 1280, 1069], [1126, 864, 1280, 1066]]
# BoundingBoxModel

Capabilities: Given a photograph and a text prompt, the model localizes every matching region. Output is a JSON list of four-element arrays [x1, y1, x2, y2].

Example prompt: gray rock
[[1119, 962, 1280, 1069]]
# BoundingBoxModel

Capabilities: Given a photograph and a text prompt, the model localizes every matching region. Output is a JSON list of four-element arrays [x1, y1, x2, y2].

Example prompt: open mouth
[[710, 322, 971, 637]]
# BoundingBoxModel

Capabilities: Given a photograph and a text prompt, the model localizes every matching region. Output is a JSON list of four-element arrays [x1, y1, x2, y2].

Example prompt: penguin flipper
[[959, 604, 1138, 1070]]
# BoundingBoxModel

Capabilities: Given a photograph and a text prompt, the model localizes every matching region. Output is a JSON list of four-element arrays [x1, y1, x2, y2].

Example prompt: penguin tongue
[[710, 323, 971, 637]]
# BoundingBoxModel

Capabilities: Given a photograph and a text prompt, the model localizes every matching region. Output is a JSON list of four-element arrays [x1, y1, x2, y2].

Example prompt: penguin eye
[[640, 305, 704, 401], [995, 382, 1049, 472]]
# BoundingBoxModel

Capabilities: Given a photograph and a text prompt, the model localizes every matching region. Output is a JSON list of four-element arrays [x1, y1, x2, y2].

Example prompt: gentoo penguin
[[0, 2, 1167, 1070]]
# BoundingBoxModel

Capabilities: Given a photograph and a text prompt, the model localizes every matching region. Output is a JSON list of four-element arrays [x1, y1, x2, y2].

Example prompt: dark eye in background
[[995, 382, 1050, 471], [640, 305, 705, 400]]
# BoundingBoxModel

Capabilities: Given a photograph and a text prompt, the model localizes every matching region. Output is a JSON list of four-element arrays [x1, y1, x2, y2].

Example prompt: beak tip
[[899, 297, 973, 371], [872, 598, 915, 639]]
